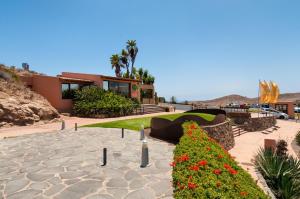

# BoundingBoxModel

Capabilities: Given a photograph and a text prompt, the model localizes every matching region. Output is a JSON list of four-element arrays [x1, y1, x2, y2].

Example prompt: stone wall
[[241, 116, 276, 132], [202, 120, 234, 150]]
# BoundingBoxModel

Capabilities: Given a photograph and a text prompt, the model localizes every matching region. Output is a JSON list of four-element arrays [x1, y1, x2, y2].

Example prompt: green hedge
[[172, 121, 268, 199], [73, 86, 140, 117]]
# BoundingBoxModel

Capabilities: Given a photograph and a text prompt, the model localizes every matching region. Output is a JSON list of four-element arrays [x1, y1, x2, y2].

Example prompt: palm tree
[[126, 40, 138, 77], [142, 69, 148, 84], [110, 54, 123, 77], [120, 49, 129, 77]]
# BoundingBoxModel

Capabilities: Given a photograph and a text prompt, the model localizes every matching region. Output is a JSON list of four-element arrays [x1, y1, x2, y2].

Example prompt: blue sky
[[1, 0, 300, 101]]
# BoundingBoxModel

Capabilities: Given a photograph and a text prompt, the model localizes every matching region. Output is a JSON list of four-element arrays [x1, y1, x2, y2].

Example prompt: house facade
[[20, 72, 155, 112]]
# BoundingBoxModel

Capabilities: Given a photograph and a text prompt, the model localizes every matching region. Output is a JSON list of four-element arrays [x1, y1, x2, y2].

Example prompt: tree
[[126, 40, 138, 77], [120, 49, 129, 78], [110, 54, 123, 77], [170, 96, 177, 104]]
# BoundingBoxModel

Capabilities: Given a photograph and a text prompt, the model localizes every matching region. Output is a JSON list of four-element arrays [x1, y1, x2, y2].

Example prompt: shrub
[[296, 131, 300, 146], [255, 148, 300, 199], [73, 86, 140, 117], [276, 140, 288, 158], [172, 121, 268, 199]]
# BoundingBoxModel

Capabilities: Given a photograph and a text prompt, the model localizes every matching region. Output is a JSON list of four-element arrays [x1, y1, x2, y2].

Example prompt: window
[[103, 81, 109, 91], [62, 83, 86, 99], [103, 80, 130, 97]]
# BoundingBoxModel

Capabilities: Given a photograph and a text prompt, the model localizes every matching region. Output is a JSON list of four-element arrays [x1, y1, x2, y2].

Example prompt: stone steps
[[142, 104, 166, 114]]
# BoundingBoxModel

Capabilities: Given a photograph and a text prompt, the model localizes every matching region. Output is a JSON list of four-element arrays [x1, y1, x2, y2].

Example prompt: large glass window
[[104, 80, 130, 97], [62, 83, 87, 99]]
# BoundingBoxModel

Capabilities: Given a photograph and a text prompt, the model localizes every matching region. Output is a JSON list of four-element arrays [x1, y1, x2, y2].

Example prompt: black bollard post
[[141, 140, 149, 168], [140, 125, 145, 140], [101, 148, 107, 166], [75, 123, 78, 131], [61, 120, 65, 130], [121, 128, 124, 138]]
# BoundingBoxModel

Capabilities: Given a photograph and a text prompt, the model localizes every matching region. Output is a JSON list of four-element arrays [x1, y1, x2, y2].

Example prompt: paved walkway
[[0, 111, 184, 139], [0, 128, 174, 199], [229, 119, 300, 181]]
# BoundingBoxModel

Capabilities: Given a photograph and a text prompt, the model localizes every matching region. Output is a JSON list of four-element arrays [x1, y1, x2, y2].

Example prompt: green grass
[[84, 113, 215, 131]]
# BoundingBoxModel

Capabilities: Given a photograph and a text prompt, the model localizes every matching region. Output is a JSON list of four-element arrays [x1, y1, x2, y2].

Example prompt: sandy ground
[[229, 119, 300, 180], [0, 110, 184, 139]]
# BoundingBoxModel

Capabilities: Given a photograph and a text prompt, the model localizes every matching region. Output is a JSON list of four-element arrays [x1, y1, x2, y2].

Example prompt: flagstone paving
[[0, 128, 174, 199]]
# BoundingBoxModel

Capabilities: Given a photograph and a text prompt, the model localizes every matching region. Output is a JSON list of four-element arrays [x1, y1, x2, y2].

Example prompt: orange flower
[[217, 154, 223, 159], [240, 191, 248, 196], [216, 181, 221, 187], [206, 147, 211, 151]]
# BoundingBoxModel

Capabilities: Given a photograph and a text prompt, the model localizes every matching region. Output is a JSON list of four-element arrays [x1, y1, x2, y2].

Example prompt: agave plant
[[255, 148, 300, 199]]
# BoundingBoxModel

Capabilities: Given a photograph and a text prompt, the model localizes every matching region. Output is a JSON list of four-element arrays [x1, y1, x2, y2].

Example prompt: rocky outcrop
[[0, 79, 59, 128]]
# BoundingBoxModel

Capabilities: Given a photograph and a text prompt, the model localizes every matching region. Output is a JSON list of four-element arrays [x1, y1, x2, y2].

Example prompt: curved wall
[[150, 113, 235, 150]]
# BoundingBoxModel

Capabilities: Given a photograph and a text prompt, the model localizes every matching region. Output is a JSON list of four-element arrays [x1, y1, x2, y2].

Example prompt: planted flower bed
[[171, 121, 268, 198]]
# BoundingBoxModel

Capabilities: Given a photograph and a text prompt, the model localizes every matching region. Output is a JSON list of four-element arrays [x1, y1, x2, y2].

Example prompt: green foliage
[[255, 148, 300, 199], [296, 131, 300, 146], [276, 140, 288, 158], [73, 86, 140, 117], [172, 121, 268, 199]]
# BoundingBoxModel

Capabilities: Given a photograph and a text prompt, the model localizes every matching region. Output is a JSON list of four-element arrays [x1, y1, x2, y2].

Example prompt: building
[[20, 72, 155, 112], [271, 101, 295, 118]]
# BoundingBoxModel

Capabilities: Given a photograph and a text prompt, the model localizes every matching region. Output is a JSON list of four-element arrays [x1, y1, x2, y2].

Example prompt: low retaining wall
[[150, 116, 235, 150], [241, 116, 276, 132], [202, 120, 234, 150]]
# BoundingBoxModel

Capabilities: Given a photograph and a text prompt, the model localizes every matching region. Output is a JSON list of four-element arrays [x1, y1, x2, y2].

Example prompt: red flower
[[240, 191, 248, 196], [216, 181, 221, 187], [198, 160, 208, 167], [213, 169, 222, 175], [217, 154, 223, 159], [187, 130, 193, 136], [188, 182, 197, 189], [189, 165, 199, 171], [190, 123, 197, 129], [178, 154, 190, 162], [206, 147, 211, 151], [169, 162, 176, 167], [224, 163, 231, 169], [228, 168, 238, 175]]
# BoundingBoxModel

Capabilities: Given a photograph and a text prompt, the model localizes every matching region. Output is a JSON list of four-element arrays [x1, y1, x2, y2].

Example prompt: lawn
[[84, 113, 215, 131]]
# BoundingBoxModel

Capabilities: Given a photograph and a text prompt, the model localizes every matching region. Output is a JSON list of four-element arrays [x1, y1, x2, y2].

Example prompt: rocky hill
[[0, 65, 59, 128], [192, 93, 300, 106]]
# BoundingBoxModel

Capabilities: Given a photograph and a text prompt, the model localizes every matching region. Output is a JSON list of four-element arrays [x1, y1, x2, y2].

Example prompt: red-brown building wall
[[31, 75, 73, 112]]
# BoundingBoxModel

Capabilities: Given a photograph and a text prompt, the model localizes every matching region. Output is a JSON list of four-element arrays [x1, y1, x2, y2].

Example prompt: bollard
[[140, 140, 149, 168], [121, 128, 124, 138], [140, 124, 145, 140], [61, 120, 65, 130], [75, 123, 78, 131], [101, 148, 107, 166]]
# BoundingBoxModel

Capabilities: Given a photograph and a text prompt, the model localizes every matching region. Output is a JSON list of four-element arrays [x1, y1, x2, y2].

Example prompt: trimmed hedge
[[172, 121, 268, 199], [73, 86, 140, 117]]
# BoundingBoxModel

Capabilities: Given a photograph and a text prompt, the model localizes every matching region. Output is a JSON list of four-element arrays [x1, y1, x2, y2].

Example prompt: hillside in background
[[0, 64, 59, 128], [191, 93, 300, 106]]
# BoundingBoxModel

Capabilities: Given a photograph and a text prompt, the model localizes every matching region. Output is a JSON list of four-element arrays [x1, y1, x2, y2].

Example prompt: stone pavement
[[0, 128, 174, 199]]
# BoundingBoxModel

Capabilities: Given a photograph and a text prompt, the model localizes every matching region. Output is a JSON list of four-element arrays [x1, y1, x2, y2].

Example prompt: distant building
[[22, 63, 29, 71]]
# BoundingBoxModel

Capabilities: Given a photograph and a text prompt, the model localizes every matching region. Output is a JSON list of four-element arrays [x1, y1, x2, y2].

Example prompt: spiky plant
[[296, 131, 300, 146], [255, 148, 300, 199]]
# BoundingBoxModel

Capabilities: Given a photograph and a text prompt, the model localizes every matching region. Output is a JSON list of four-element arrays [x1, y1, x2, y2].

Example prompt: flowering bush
[[172, 121, 268, 198]]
